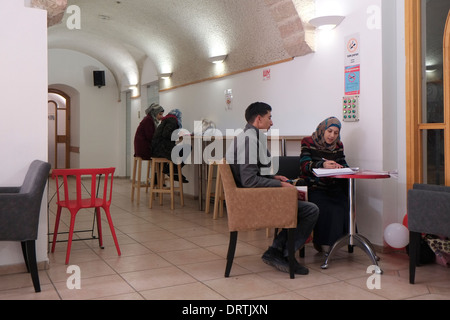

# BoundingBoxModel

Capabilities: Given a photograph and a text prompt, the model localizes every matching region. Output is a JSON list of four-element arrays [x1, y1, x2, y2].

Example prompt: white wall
[[0, 1, 48, 265], [48, 49, 127, 176], [154, 0, 406, 246]]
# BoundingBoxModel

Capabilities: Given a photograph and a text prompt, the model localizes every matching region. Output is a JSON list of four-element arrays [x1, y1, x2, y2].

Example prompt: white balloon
[[384, 223, 409, 248]]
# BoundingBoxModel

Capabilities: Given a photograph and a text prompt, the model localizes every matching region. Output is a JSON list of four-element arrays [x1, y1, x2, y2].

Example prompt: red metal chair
[[50, 167, 121, 264]]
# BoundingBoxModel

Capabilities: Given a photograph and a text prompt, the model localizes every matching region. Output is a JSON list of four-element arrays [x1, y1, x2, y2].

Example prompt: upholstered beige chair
[[218, 163, 298, 279]]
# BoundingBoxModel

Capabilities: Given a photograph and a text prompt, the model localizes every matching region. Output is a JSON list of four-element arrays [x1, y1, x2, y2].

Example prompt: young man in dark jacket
[[226, 102, 319, 275]]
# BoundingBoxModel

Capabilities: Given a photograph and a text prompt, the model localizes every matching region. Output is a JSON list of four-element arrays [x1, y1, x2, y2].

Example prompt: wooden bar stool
[[149, 157, 184, 210], [131, 157, 151, 204], [205, 160, 225, 219]]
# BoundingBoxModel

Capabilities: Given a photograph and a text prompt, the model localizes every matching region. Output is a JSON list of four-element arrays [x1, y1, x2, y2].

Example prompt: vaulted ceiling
[[37, 0, 317, 91]]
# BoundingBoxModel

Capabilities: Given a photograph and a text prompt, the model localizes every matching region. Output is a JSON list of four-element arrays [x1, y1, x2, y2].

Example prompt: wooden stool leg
[[149, 160, 157, 208], [145, 160, 151, 193], [178, 164, 184, 207], [136, 157, 142, 203], [160, 162, 165, 204], [131, 157, 137, 201], [205, 163, 213, 214], [169, 162, 175, 210]]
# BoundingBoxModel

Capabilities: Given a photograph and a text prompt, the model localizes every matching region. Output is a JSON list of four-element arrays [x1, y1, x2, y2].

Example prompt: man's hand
[[274, 175, 289, 182], [280, 181, 295, 188]]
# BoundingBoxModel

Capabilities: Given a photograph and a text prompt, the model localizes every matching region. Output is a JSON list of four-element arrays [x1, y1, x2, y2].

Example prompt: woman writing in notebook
[[299, 117, 350, 253]]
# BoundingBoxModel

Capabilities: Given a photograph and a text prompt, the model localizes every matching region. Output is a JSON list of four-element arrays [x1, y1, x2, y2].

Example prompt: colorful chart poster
[[345, 65, 360, 95]]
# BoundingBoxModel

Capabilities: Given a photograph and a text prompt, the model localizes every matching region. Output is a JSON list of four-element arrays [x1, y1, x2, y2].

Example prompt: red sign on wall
[[263, 68, 271, 81]]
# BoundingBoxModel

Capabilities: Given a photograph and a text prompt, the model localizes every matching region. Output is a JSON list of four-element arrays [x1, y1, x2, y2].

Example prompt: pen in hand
[[322, 158, 343, 169]]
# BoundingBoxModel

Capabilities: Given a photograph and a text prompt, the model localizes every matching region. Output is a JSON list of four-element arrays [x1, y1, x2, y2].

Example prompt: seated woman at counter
[[152, 108, 189, 183], [299, 117, 349, 253], [133, 103, 164, 160]]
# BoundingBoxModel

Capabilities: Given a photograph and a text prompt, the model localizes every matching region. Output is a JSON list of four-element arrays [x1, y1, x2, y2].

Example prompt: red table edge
[[333, 172, 391, 179]]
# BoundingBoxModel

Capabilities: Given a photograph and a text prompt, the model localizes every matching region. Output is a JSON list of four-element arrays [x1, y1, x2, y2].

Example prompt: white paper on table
[[313, 168, 356, 177]]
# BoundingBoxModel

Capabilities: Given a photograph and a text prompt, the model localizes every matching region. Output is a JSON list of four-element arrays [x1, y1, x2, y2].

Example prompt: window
[[405, 0, 450, 188]]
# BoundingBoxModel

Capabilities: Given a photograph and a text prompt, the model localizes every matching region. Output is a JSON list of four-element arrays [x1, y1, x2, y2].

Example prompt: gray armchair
[[407, 183, 450, 284], [0, 160, 51, 292]]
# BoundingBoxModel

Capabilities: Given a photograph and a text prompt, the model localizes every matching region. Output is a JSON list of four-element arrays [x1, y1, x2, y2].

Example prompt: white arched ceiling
[[45, 0, 316, 91], [48, 29, 140, 91]]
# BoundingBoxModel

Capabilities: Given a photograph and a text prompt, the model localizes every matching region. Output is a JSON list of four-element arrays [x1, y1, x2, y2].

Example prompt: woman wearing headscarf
[[152, 108, 188, 182], [133, 103, 164, 160], [299, 117, 349, 252]]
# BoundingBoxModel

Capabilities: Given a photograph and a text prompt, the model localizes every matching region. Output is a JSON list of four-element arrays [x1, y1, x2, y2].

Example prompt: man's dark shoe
[[262, 247, 309, 275], [261, 247, 289, 273], [291, 260, 309, 275]]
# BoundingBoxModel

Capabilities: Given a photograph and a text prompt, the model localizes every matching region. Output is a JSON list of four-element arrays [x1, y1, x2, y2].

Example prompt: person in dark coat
[[152, 109, 188, 183], [133, 103, 164, 160]]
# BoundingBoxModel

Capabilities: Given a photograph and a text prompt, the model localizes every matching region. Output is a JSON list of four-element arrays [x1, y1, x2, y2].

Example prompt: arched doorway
[[48, 89, 71, 169]]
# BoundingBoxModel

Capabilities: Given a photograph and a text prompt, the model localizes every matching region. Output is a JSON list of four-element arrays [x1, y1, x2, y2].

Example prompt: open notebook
[[313, 167, 357, 177]]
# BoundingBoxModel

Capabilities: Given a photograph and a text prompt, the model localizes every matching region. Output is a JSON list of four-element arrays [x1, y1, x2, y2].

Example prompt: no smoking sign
[[345, 33, 360, 65]]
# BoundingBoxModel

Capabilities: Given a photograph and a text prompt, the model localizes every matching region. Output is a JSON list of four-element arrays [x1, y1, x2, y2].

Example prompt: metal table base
[[319, 174, 388, 274]]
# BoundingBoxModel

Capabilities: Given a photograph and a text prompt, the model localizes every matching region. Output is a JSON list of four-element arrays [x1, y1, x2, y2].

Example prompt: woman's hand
[[323, 160, 343, 169]]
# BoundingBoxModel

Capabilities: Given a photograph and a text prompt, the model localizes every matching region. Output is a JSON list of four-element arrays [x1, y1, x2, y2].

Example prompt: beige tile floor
[[1, 178, 449, 300]]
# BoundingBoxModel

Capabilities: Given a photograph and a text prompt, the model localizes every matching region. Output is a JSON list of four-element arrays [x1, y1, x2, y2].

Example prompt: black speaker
[[93, 71, 105, 88]]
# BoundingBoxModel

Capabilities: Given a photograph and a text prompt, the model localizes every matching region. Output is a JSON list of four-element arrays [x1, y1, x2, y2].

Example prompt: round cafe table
[[320, 171, 390, 273]]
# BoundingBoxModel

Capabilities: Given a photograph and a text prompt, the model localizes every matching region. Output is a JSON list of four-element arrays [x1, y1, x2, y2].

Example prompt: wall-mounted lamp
[[128, 85, 140, 98], [308, 16, 345, 30], [159, 73, 172, 79], [426, 66, 437, 73], [208, 54, 228, 64]]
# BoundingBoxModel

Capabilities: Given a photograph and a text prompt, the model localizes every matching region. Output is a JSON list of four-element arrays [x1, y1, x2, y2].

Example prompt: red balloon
[[403, 214, 408, 228]]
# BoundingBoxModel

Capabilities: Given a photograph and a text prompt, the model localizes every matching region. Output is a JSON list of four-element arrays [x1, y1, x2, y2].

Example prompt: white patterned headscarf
[[312, 117, 341, 151], [145, 103, 164, 126]]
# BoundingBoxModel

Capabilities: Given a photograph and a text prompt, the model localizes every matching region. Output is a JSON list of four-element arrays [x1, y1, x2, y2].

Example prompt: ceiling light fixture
[[159, 73, 173, 79], [308, 16, 345, 30], [208, 54, 228, 64], [126, 85, 140, 98]]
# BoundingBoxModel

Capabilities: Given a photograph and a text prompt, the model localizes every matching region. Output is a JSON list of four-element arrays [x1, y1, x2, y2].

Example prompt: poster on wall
[[345, 65, 360, 95], [263, 68, 271, 81], [344, 33, 361, 96], [345, 33, 360, 65]]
